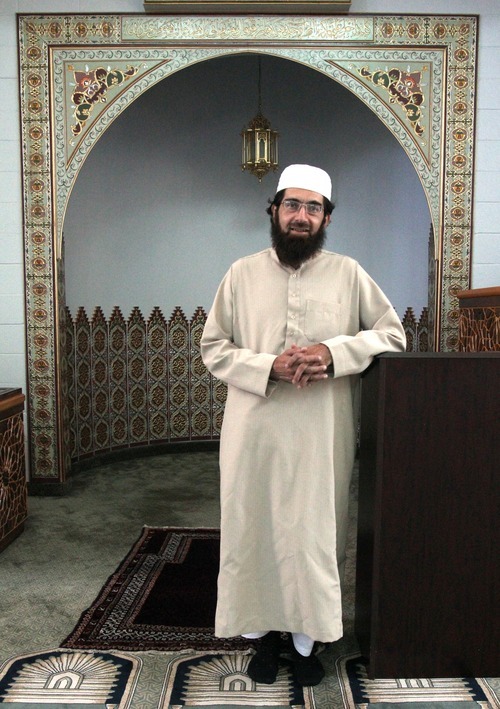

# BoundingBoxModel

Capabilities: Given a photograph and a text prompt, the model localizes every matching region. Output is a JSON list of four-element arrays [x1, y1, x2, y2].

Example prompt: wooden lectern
[[355, 353, 499, 679]]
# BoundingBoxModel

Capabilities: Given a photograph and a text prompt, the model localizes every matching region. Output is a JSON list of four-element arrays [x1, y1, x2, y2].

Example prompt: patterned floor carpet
[[0, 647, 497, 707], [0, 452, 498, 707]]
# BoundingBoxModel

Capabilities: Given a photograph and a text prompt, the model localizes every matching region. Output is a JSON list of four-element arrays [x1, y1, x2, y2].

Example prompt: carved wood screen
[[18, 13, 477, 486], [63, 305, 429, 464], [64, 305, 227, 463]]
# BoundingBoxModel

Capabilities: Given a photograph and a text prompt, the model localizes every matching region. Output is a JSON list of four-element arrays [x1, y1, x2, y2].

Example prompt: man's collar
[[270, 246, 323, 271]]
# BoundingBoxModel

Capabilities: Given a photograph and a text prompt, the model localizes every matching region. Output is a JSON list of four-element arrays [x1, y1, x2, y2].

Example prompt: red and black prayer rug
[[61, 526, 252, 653]]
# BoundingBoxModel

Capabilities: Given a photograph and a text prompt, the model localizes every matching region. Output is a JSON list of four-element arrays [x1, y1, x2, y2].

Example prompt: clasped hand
[[271, 343, 332, 389]]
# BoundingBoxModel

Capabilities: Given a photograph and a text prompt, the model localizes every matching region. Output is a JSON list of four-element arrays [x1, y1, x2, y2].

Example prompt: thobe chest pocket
[[304, 299, 341, 341]]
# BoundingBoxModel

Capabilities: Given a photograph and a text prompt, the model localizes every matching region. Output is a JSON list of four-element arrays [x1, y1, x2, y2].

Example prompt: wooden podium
[[355, 353, 499, 679]]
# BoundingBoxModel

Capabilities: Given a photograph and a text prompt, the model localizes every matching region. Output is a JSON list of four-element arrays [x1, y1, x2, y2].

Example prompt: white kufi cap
[[276, 164, 332, 201]]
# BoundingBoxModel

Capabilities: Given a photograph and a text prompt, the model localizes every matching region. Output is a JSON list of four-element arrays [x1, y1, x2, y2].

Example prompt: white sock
[[242, 631, 268, 640], [292, 632, 315, 656]]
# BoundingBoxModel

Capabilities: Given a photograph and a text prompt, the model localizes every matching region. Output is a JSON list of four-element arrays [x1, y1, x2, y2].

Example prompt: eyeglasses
[[281, 198, 324, 215]]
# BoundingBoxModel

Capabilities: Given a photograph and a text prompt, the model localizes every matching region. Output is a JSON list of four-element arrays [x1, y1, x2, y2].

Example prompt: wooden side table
[[0, 388, 27, 552], [457, 286, 500, 351]]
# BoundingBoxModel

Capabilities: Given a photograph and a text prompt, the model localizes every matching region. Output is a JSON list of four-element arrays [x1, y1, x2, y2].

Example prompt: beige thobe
[[201, 248, 406, 642]]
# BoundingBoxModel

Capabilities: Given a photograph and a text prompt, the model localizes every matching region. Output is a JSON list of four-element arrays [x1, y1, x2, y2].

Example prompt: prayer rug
[[337, 654, 499, 707], [160, 652, 316, 708], [0, 649, 140, 707], [61, 526, 251, 652]]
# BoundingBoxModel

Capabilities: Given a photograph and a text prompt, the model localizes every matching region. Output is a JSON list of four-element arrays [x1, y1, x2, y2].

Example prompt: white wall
[[63, 54, 430, 320], [1, 0, 499, 395]]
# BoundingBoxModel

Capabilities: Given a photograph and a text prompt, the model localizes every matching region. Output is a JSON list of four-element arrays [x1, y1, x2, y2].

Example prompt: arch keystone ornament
[[18, 13, 477, 485]]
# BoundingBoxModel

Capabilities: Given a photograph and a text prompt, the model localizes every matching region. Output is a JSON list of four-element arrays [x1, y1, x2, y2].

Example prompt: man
[[201, 164, 406, 686]]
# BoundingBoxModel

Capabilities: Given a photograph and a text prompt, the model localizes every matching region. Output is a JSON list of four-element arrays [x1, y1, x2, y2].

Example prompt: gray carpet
[[0, 452, 224, 658], [0, 451, 497, 708]]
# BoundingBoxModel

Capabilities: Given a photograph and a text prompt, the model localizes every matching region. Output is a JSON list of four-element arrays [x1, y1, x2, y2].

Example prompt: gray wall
[[63, 54, 431, 320]]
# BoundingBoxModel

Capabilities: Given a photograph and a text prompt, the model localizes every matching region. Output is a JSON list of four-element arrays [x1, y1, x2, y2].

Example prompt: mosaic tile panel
[[109, 308, 129, 451], [402, 307, 430, 354], [168, 308, 190, 442], [91, 308, 111, 452], [190, 307, 213, 440], [128, 308, 149, 446], [417, 307, 430, 353], [66, 306, 219, 460], [148, 307, 170, 443], [18, 13, 477, 482], [74, 308, 93, 458], [212, 379, 228, 439]]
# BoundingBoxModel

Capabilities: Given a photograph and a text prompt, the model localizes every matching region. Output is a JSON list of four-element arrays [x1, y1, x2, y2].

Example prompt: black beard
[[270, 214, 327, 268]]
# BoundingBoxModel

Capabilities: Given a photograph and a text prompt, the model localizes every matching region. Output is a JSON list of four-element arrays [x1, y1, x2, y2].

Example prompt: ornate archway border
[[18, 13, 477, 483]]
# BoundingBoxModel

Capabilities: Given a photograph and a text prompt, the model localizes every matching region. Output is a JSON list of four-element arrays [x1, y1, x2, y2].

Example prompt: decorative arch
[[18, 13, 477, 485]]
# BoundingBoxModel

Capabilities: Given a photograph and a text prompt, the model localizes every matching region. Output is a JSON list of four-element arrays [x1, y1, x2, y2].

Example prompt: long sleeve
[[201, 249, 406, 393], [201, 265, 277, 398], [323, 264, 406, 378]]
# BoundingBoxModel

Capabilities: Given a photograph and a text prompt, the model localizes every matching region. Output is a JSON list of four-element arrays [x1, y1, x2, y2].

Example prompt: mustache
[[287, 221, 311, 232]]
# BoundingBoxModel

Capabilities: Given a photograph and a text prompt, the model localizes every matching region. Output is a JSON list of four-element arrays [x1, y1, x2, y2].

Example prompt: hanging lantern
[[241, 58, 279, 182]]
